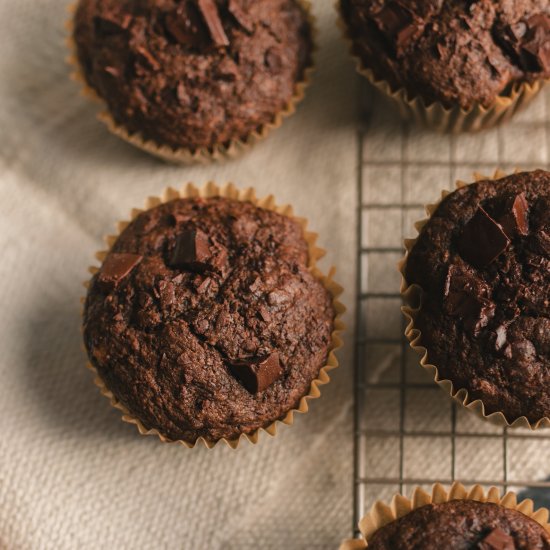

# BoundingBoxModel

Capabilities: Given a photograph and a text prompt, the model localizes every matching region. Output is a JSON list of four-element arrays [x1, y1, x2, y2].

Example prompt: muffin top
[[73, 0, 312, 150], [405, 170, 550, 422], [368, 500, 550, 549], [341, 0, 550, 108], [83, 197, 334, 442]]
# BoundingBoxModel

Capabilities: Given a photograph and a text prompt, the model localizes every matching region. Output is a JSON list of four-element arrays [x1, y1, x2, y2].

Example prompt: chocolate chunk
[[373, 2, 411, 35], [520, 14, 550, 72], [164, 8, 206, 48], [444, 266, 495, 335], [458, 207, 510, 269], [478, 527, 515, 550], [497, 193, 529, 238], [228, 0, 253, 33], [98, 253, 142, 291], [229, 352, 282, 393], [170, 229, 211, 271], [372, 2, 416, 53], [197, 0, 229, 47]]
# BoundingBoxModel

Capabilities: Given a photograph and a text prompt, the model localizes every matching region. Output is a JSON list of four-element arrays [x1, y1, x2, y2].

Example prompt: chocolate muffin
[[340, 0, 550, 109], [368, 500, 550, 549], [83, 196, 335, 443], [404, 170, 550, 423], [73, 0, 312, 151]]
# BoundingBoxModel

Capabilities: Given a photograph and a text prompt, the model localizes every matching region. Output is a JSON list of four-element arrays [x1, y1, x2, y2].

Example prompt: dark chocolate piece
[[444, 266, 495, 335], [458, 207, 510, 269], [164, 7, 205, 48], [478, 528, 515, 550], [170, 229, 211, 272], [98, 253, 142, 291], [197, 0, 229, 47], [497, 193, 529, 238], [229, 352, 282, 393], [521, 14, 550, 72]]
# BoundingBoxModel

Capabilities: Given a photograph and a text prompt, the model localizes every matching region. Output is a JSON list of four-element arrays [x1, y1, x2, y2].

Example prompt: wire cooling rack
[[353, 84, 550, 537]]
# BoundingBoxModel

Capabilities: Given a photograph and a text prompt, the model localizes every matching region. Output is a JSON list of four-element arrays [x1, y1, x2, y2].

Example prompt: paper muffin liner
[[399, 170, 550, 430], [336, 1, 549, 134], [66, 1, 317, 163], [339, 482, 550, 549], [83, 182, 345, 449]]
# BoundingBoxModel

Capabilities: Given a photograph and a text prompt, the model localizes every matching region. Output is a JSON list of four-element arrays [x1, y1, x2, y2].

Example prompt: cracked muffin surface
[[73, 0, 312, 150], [83, 197, 334, 442], [341, 0, 550, 108], [405, 171, 550, 423]]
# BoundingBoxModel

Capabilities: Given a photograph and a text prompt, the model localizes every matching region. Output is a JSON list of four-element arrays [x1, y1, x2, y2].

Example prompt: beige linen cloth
[[0, 1, 356, 549]]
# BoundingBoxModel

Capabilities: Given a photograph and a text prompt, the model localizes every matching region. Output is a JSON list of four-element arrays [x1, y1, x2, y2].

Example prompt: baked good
[[340, 0, 550, 109], [404, 170, 550, 423], [83, 196, 335, 443], [368, 500, 550, 549], [72, 0, 313, 151]]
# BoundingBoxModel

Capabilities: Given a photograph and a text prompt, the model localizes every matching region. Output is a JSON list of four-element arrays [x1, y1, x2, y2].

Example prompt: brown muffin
[[368, 500, 550, 549], [83, 197, 335, 443], [73, 0, 312, 151], [340, 0, 550, 109], [404, 170, 550, 423]]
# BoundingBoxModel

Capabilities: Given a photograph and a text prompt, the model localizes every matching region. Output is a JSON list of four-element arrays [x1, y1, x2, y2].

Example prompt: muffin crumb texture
[[405, 170, 550, 423], [73, 0, 312, 149], [342, 0, 550, 108], [84, 198, 334, 442], [368, 500, 550, 549]]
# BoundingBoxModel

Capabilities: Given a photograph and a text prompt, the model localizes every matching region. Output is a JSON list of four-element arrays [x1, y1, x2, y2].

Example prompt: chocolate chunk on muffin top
[[73, 0, 312, 150], [83, 197, 334, 442], [368, 500, 550, 549], [341, 0, 550, 108], [405, 170, 550, 422]]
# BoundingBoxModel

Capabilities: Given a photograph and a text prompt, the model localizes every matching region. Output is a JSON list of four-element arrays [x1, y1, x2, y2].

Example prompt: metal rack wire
[[353, 85, 550, 537]]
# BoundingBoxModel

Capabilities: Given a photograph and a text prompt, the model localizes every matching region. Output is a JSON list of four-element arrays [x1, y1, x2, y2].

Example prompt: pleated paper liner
[[339, 482, 550, 549], [66, 1, 317, 164], [83, 182, 345, 449], [336, 1, 549, 134], [399, 170, 550, 430]]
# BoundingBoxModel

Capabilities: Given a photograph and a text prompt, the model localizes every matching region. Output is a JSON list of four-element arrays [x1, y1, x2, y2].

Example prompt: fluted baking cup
[[336, 1, 548, 134], [399, 170, 550, 430], [66, 1, 317, 163], [83, 182, 345, 449], [339, 482, 550, 549]]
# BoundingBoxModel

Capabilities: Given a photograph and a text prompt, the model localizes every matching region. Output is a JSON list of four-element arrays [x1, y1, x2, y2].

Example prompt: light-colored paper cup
[[399, 170, 550, 430], [336, 1, 549, 134], [83, 182, 345, 449], [339, 482, 550, 549], [66, 1, 317, 163]]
